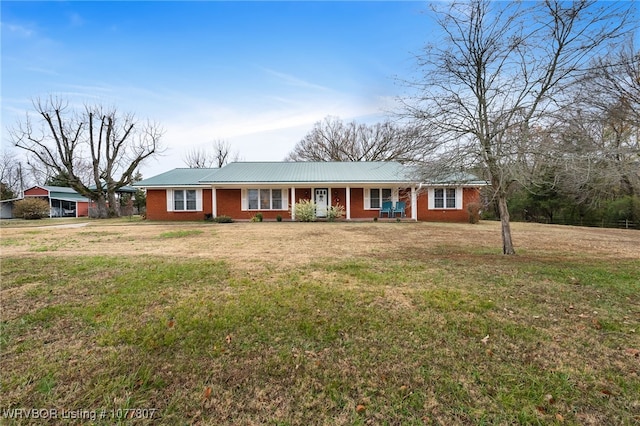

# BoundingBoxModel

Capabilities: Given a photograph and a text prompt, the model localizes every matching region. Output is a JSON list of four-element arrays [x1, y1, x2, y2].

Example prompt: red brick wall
[[77, 202, 89, 217], [146, 189, 212, 221], [146, 186, 481, 223], [216, 189, 292, 220], [330, 188, 346, 208], [416, 187, 480, 222], [349, 188, 378, 219], [294, 188, 312, 203]]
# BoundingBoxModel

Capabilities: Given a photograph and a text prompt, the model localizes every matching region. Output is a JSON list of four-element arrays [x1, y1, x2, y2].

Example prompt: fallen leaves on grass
[[624, 348, 639, 357], [203, 386, 212, 400]]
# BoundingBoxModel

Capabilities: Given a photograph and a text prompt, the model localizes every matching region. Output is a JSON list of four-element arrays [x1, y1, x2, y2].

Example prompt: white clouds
[[261, 67, 332, 92], [139, 81, 389, 175], [1, 2, 420, 180], [1, 22, 34, 38]]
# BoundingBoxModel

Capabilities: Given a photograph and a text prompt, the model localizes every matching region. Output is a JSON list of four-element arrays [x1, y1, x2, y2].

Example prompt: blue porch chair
[[393, 201, 406, 218], [379, 201, 393, 217]]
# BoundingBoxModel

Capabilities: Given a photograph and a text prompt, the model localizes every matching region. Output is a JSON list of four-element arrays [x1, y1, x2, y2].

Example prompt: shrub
[[467, 202, 481, 224], [251, 213, 263, 222], [293, 199, 317, 222], [13, 198, 51, 220], [276, 214, 282, 222], [213, 215, 234, 223], [327, 204, 345, 222]]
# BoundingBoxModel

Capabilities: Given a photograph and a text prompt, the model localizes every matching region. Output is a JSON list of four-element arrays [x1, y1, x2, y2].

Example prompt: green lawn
[[1, 222, 639, 425]]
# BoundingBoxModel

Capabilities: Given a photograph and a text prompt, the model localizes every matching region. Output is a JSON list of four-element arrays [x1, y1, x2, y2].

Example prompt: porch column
[[291, 187, 296, 220], [212, 187, 217, 217], [346, 186, 351, 220], [411, 186, 417, 220]]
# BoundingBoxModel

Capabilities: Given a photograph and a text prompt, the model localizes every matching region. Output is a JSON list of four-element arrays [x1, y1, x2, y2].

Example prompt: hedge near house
[[13, 198, 50, 219]]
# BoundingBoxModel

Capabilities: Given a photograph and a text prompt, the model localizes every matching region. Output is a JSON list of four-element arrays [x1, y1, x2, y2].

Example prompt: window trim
[[427, 187, 463, 210], [166, 188, 203, 212]]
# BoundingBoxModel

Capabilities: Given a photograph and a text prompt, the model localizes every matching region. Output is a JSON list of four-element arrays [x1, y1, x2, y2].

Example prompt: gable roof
[[134, 168, 220, 187], [201, 162, 414, 184], [25, 186, 90, 202], [134, 161, 486, 188]]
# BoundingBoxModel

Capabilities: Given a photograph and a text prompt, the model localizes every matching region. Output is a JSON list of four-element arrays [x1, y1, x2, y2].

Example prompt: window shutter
[[364, 188, 370, 209], [456, 188, 463, 210], [427, 188, 434, 210], [166, 189, 174, 212], [281, 188, 288, 210], [196, 189, 203, 211], [241, 189, 247, 210]]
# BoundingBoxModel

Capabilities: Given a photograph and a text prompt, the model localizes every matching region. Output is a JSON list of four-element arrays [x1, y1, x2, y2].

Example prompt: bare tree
[[183, 146, 215, 168], [0, 150, 24, 199], [401, 0, 631, 254], [285, 116, 429, 163], [183, 139, 238, 168], [10, 97, 164, 217], [549, 42, 640, 209]]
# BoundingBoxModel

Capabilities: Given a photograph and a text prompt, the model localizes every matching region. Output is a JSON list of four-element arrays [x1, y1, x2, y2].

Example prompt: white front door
[[315, 188, 328, 217]]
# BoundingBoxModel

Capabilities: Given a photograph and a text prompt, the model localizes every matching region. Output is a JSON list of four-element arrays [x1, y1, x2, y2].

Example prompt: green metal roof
[[89, 181, 138, 193], [424, 172, 488, 187], [25, 186, 90, 202], [41, 185, 80, 193], [134, 162, 485, 187], [199, 162, 415, 184], [49, 191, 90, 202], [134, 168, 219, 187]]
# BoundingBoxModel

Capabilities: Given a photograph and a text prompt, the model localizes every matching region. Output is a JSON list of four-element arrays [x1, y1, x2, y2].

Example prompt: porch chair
[[380, 201, 393, 217], [393, 201, 406, 218]]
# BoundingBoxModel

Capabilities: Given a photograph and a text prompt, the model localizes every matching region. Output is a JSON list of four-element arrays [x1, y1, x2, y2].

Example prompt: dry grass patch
[[1, 220, 639, 424]]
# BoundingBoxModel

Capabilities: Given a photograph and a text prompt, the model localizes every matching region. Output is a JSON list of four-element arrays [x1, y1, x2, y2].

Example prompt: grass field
[[1, 219, 639, 425]]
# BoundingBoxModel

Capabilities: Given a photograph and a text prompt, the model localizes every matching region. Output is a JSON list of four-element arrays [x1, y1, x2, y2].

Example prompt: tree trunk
[[497, 194, 516, 255], [107, 191, 119, 218], [93, 193, 109, 218]]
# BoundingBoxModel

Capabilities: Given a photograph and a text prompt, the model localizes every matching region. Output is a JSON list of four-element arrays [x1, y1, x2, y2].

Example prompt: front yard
[[1, 221, 638, 424]]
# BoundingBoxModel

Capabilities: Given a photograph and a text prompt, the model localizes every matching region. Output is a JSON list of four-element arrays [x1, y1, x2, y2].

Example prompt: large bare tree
[[285, 116, 429, 163], [10, 97, 164, 217], [401, 0, 631, 254]]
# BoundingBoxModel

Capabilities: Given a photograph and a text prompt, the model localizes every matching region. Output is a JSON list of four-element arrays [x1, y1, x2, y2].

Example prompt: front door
[[315, 188, 328, 218]]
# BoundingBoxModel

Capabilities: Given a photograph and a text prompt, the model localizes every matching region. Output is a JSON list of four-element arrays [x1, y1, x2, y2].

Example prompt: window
[[243, 189, 287, 210], [430, 188, 461, 209], [166, 189, 202, 212], [174, 190, 197, 211], [368, 188, 392, 209], [272, 189, 282, 209]]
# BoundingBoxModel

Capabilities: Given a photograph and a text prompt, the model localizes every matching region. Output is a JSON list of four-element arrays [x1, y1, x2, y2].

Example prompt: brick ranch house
[[135, 161, 486, 222]]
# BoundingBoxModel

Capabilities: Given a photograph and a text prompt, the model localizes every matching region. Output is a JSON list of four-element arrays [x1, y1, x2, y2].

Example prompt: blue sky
[[1, 1, 431, 178]]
